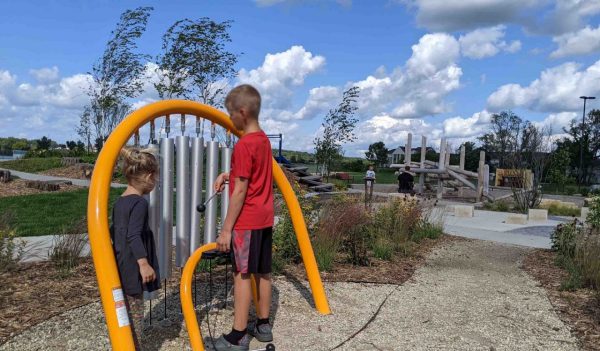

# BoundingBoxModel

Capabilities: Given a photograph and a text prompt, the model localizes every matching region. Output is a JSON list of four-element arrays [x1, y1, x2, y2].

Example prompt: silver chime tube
[[189, 136, 204, 255], [204, 140, 219, 243], [220, 144, 232, 220], [159, 137, 174, 280], [147, 143, 161, 248], [175, 135, 191, 267]]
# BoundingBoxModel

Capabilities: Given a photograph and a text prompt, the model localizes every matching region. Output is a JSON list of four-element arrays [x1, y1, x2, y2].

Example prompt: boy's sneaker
[[207, 334, 251, 351], [248, 322, 273, 342]]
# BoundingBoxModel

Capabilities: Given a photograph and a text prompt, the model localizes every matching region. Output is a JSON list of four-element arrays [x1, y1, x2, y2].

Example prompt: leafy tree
[[547, 146, 572, 188], [314, 86, 360, 178], [478, 110, 524, 169], [365, 141, 389, 167], [66, 141, 77, 150], [37, 136, 52, 150], [557, 109, 600, 184], [77, 106, 93, 153], [155, 17, 238, 107], [84, 7, 153, 150], [458, 141, 481, 172]]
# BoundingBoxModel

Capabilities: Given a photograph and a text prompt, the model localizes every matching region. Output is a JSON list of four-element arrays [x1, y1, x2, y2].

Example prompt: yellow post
[[88, 100, 330, 351]]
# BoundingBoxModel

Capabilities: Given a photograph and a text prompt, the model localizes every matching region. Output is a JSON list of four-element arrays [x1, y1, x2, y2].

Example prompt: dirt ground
[[523, 249, 600, 351], [0, 235, 454, 346], [0, 179, 83, 198]]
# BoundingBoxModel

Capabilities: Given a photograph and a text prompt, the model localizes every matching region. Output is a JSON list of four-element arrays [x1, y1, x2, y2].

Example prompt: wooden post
[[477, 150, 485, 202], [483, 164, 490, 196], [405, 133, 412, 166], [445, 141, 451, 168], [419, 136, 426, 193], [460, 144, 465, 170], [437, 137, 446, 199]]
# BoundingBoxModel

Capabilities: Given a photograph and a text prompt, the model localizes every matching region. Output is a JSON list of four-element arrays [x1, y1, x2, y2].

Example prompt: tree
[[547, 147, 572, 189], [84, 7, 153, 150], [155, 17, 238, 107], [314, 86, 360, 178], [66, 141, 77, 150], [37, 136, 52, 150], [478, 110, 524, 169], [558, 109, 600, 184], [458, 141, 481, 172], [365, 141, 389, 167]]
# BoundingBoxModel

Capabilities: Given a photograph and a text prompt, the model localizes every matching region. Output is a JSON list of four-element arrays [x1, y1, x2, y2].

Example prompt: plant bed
[[0, 179, 83, 199], [522, 249, 600, 351]]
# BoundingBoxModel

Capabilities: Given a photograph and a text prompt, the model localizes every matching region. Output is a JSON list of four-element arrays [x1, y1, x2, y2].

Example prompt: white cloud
[[459, 26, 522, 59], [533, 111, 577, 134], [538, 0, 600, 35], [292, 86, 340, 120], [237, 45, 325, 115], [487, 60, 600, 112], [29, 66, 60, 84], [551, 25, 600, 58], [399, 0, 540, 32], [443, 110, 492, 138]]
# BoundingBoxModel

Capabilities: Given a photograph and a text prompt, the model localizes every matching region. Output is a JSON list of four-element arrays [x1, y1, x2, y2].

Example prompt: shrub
[[587, 196, 600, 229], [372, 236, 393, 261], [315, 195, 370, 266], [546, 203, 581, 217], [575, 232, 600, 291], [551, 221, 579, 260], [0, 212, 25, 273]]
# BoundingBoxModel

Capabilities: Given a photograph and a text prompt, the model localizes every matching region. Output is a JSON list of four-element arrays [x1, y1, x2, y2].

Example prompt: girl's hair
[[120, 147, 158, 183]]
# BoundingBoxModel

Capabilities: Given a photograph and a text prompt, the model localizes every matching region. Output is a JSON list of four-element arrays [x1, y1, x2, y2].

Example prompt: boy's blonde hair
[[225, 84, 261, 119], [120, 147, 158, 184]]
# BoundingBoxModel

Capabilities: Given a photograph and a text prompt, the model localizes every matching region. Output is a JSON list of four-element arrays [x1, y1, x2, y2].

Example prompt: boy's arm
[[216, 176, 248, 252]]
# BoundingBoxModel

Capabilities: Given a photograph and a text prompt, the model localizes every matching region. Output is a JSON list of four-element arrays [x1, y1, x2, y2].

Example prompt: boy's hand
[[214, 172, 229, 193], [137, 259, 156, 284], [216, 229, 232, 252]]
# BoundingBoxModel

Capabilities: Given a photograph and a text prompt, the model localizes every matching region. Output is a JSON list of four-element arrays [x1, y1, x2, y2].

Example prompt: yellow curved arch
[[87, 100, 330, 350]]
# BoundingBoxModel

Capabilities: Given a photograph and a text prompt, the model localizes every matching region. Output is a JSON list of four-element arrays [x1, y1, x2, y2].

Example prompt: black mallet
[[196, 191, 220, 213]]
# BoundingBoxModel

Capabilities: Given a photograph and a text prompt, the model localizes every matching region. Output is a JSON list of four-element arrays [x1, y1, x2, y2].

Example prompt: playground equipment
[[87, 100, 330, 351], [389, 133, 492, 202]]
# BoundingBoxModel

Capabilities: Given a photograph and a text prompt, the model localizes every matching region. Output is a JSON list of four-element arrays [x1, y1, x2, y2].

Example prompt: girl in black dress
[[111, 147, 160, 350]]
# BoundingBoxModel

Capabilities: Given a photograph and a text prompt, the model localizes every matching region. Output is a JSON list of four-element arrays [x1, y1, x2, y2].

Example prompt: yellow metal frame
[[87, 100, 330, 351]]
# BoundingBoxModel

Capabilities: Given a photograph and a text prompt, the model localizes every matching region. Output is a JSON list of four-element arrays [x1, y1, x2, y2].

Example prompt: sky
[[1, 0, 600, 156]]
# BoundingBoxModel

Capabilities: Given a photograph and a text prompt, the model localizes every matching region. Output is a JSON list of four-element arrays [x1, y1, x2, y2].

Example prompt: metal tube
[[147, 143, 161, 282], [159, 137, 174, 280], [419, 136, 426, 193], [204, 140, 219, 243], [176, 136, 191, 267], [190, 136, 205, 255], [220, 144, 232, 221]]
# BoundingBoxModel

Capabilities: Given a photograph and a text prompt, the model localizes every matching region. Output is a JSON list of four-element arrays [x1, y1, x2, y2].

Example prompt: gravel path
[[0, 239, 580, 351]]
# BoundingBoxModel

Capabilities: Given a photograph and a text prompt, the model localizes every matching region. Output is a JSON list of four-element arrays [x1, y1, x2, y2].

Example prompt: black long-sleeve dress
[[110, 194, 160, 296]]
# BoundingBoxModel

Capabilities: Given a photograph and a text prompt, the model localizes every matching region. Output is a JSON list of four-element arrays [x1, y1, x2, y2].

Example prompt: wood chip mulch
[[522, 249, 600, 351], [0, 259, 99, 344], [39, 165, 88, 180], [0, 179, 84, 198]]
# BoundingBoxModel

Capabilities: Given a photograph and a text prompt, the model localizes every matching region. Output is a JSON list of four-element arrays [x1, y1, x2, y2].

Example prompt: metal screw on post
[[579, 96, 596, 187]]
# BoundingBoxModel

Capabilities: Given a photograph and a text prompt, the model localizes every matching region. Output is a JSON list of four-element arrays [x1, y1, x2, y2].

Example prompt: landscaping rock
[[580, 207, 589, 222], [0, 170, 11, 183], [454, 205, 474, 218], [505, 213, 527, 225], [527, 209, 548, 221], [25, 180, 60, 191]]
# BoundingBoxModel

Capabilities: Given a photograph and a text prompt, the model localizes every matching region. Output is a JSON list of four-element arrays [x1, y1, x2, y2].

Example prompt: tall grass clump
[[0, 212, 25, 273]]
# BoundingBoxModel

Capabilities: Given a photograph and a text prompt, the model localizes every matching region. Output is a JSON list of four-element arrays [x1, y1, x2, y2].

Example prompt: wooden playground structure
[[389, 133, 493, 202]]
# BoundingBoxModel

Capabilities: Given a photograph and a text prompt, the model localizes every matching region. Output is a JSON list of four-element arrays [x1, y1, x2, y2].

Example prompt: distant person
[[365, 165, 376, 181], [111, 147, 160, 351], [398, 165, 414, 194]]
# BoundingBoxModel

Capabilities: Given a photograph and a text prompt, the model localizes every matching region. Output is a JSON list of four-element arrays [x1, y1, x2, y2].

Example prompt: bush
[[0, 212, 25, 273], [587, 196, 600, 229], [49, 232, 87, 277], [575, 232, 600, 291], [372, 236, 393, 261], [551, 221, 579, 259], [546, 203, 581, 217]]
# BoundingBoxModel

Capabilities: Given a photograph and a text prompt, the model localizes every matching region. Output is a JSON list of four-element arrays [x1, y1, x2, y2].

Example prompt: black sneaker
[[248, 322, 273, 342]]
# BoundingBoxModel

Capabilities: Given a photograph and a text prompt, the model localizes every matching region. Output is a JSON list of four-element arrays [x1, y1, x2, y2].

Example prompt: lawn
[[0, 157, 62, 173], [0, 187, 124, 237], [347, 168, 398, 184]]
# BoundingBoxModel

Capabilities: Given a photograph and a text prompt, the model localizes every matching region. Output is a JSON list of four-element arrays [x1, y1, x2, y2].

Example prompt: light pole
[[579, 96, 596, 185]]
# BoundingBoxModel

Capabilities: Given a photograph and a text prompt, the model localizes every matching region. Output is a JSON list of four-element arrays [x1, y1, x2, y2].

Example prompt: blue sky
[[1, 0, 600, 155]]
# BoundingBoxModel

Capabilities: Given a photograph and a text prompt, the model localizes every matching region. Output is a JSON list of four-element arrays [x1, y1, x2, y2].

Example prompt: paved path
[[0, 168, 126, 188], [0, 239, 580, 350]]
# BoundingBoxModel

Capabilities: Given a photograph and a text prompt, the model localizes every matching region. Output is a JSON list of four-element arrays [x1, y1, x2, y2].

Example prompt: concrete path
[[443, 209, 566, 249], [0, 168, 126, 188], [0, 239, 580, 350]]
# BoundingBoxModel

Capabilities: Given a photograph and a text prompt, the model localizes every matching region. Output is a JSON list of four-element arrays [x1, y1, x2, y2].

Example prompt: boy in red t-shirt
[[212, 84, 274, 350]]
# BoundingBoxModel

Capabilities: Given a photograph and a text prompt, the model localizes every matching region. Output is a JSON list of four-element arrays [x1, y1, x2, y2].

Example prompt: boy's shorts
[[231, 227, 272, 274]]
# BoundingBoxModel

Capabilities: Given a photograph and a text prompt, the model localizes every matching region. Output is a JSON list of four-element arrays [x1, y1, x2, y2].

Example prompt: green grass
[[546, 203, 581, 217], [0, 188, 124, 237], [542, 183, 588, 196], [348, 168, 398, 184], [0, 157, 62, 173]]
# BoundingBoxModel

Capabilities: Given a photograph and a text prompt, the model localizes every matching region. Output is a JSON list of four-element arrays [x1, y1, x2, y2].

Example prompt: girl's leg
[[125, 294, 144, 350]]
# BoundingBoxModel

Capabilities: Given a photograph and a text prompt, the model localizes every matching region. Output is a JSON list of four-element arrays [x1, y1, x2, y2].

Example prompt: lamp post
[[579, 96, 596, 185]]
